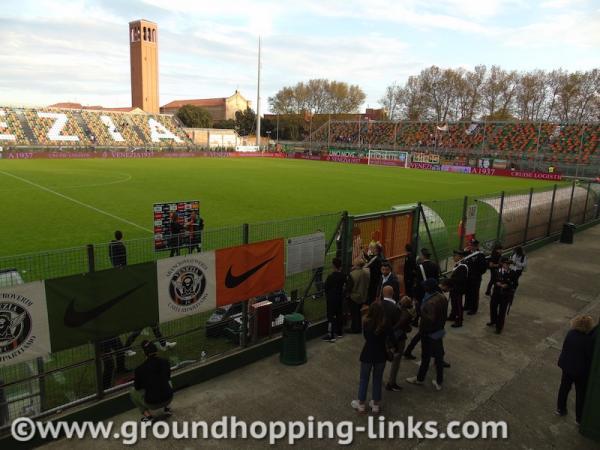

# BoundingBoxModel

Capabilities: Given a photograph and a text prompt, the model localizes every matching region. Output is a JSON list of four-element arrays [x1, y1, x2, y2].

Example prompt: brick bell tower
[[129, 19, 159, 114]]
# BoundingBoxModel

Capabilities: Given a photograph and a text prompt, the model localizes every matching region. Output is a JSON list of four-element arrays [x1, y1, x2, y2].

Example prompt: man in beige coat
[[345, 258, 370, 333]]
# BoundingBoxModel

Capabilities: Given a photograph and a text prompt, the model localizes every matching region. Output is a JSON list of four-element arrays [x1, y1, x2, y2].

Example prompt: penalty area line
[[0, 170, 152, 233]]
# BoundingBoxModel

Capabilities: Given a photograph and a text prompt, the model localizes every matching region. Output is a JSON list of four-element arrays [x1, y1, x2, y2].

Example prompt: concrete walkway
[[43, 226, 600, 449]]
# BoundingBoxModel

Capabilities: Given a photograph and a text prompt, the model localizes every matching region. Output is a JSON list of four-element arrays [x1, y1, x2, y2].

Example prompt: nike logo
[[63, 283, 146, 327], [225, 257, 275, 289]]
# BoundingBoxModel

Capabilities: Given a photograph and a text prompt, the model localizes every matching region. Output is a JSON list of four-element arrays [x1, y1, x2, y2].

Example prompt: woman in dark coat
[[556, 315, 595, 424]]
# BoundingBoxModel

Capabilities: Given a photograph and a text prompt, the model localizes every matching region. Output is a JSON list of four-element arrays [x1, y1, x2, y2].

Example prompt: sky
[[0, 0, 599, 113]]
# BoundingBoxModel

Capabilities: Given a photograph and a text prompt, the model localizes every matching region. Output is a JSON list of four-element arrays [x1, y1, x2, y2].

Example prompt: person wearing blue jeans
[[351, 302, 389, 414]]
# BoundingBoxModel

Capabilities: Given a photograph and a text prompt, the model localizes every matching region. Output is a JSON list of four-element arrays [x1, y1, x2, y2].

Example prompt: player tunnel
[[481, 186, 598, 248]]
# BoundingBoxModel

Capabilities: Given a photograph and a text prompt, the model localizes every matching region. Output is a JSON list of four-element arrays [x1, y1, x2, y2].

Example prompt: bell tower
[[129, 19, 159, 114]]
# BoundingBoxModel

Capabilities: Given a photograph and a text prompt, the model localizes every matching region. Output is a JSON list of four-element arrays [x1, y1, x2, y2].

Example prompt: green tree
[[175, 104, 213, 128], [213, 119, 236, 129], [235, 108, 256, 136]]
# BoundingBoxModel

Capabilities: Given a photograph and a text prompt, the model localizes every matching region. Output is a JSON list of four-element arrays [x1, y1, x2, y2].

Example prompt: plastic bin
[[280, 313, 307, 365], [560, 223, 576, 244]]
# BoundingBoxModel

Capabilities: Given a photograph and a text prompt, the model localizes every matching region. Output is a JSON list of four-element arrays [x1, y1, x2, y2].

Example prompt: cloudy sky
[[0, 0, 599, 112]]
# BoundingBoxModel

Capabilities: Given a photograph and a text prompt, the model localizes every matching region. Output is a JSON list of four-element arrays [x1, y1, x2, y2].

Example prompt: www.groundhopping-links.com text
[[11, 416, 508, 445]]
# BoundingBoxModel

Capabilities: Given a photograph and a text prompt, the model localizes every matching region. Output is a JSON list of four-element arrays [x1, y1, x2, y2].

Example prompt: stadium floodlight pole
[[256, 35, 261, 150]]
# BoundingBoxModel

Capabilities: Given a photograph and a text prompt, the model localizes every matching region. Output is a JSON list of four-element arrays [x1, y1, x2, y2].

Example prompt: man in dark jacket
[[464, 239, 487, 314], [403, 244, 417, 299], [413, 248, 441, 326], [485, 243, 503, 296], [130, 341, 173, 421], [108, 230, 127, 268], [487, 257, 517, 334], [379, 260, 401, 302], [556, 315, 595, 424], [406, 278, 448, 391], [449, 250, 469, 328], [323, 257, 346, 342]]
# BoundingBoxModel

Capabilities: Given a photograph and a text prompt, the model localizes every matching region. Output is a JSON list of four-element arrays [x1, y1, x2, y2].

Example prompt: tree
[[175, 104, 212, 128], [269, 79, 365, 114], [235, 108, 256, 136], [213, 119, 236, 129]]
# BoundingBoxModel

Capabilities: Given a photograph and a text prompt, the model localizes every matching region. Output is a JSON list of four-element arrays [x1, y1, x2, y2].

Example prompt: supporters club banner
[[45, 263, 158, 352], [0, 282, 51, 367], [156, 252, 217, 324], [216, 239, 285, 308]]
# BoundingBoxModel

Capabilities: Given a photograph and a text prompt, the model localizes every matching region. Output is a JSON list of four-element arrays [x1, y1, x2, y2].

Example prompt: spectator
[[413, 248, 441, 325], [386, 295, 414, 392], [510, 246, 527, 290], [100, 336, 128, 390], [556, 315, 595, 424], [351, 301, 389, 414], [378, 260, 401, 302], [168, 212, 183, 257], [365, 244, 384, 304], [124, 324, 176, 356], [108, 230, 127, 268], [187, 211, 204, 254], [130, 341, 173, 422], [345, 258, 370, 333], [403, 244, 417, 299], [322, 257, 346, 342], [406, 277, 449, 391]]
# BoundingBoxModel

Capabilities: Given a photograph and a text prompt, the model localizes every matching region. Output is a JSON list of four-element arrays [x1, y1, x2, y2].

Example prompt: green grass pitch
[[0, 157, 558, 257]]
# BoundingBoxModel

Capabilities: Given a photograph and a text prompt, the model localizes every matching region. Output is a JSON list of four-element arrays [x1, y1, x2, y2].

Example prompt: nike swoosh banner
[[45, 263, 158, 351], [0, 281, 51, 367], [156, 251, 216, 324], [216, 239, 285, 307]]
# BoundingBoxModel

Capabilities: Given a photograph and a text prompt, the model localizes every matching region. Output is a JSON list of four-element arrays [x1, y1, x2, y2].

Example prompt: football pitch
[[0, 157, 559, 257]]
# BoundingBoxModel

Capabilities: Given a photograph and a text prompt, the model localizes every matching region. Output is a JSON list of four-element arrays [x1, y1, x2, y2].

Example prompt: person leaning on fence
[[487, 256, 517, 334], [345, 258, 370, 334], [322, 257, 346, 343], [351, 301, 390, 414], [130, 340, 173, 422], [108, 230, 127, 268], [556, 315, 596, 424]]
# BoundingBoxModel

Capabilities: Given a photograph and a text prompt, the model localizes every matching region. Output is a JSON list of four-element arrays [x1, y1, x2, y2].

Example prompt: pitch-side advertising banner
[[0, 282, 51, 367], [216, 239, 285, 307], [156, 252, 217, 323]]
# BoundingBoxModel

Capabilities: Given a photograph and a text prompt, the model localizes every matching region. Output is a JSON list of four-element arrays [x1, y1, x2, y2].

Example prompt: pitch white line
[[0, 170, 152, 233]]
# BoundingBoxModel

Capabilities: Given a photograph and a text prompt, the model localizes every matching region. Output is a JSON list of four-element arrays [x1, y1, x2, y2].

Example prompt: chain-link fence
[[1, 183, 600, 430]]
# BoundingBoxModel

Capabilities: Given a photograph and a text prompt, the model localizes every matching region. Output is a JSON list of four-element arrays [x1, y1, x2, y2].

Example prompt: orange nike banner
[[215, 239, 285, 307]]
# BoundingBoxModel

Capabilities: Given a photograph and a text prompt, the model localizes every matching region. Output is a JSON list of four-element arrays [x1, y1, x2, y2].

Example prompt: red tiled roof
[[161, 98, 226, 109], [47, 103, 138, 113]]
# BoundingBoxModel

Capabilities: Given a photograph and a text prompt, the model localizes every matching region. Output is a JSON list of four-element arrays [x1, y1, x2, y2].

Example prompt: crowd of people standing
[[321, 238, 597, 426]]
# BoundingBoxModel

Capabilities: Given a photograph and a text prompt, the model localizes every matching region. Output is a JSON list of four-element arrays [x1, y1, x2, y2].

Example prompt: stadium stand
[[0, 106, 192, 148], [310, 120, 600, 165]]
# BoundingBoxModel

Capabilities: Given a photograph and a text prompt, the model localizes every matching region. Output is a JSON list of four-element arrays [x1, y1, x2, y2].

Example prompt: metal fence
[[1, 182, 599, 430]]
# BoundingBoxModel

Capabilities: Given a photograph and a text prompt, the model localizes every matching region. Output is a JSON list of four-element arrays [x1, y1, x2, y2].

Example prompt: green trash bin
[[280, 313, 308, 365]]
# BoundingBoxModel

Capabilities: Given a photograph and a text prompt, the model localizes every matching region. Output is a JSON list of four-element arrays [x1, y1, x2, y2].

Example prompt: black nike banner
[[45, 262, 158, 351]]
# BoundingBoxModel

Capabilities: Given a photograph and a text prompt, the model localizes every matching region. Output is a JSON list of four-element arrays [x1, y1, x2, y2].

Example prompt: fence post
[[459, 196, 468, 250], [523, 188, 534, 244], [340, 211, 351, 273], [87, 244, 104, 400], [241, 223, 249, 348], [496, 191, 505, 243], [36, 357, 46, 412], [582, 182, 591, 224], [547, 184, 558, 237], [566, 180, 576, 223]]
